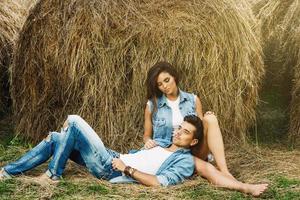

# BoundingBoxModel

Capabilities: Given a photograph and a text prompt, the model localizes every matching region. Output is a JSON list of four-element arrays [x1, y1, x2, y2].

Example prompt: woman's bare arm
[[143, 104, 157, 149], [195, 96, 204, 120]]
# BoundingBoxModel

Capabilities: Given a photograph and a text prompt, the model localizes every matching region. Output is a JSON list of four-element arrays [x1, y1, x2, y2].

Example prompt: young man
[[0, 115, 203, 186]]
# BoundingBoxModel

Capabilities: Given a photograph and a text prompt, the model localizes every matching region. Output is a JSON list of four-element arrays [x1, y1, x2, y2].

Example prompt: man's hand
[[111, 158, 126, 172], [144, 139, 157, 149]]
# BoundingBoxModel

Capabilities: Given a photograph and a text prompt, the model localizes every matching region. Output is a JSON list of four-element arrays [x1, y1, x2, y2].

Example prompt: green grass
[[51, 181, 110, 199], [262, 176, 300, 200], [1, 122, 299, 199], [1, 141, 300, 199], [181, 176, 300, 200], [251, 84, 291, 146]]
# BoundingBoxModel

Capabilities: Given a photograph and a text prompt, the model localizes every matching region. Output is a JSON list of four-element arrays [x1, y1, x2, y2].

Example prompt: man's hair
[[183, 115, 204, 143]]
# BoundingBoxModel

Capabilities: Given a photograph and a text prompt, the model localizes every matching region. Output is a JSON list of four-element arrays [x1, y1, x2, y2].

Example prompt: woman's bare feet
[[242, 183, 269, 197]]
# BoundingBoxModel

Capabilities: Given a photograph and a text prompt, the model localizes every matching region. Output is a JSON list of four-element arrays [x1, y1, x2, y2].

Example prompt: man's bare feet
[[242, 183, 269, 197], [0, 168, 11, 180], [0, 169, 5, 180]]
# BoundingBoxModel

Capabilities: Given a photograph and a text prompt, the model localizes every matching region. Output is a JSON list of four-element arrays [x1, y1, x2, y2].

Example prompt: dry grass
[[11, 0, 263, 151], [0, 1, 27, 114], [18, 0, 38, 10]]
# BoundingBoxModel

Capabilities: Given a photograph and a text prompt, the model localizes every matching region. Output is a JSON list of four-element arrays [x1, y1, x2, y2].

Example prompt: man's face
[[172, 121, 198, 148]]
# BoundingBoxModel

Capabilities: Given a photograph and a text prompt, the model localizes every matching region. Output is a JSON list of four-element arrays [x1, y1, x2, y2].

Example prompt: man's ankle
[[45, 169, 61, 181], [0, 168, 12, 180]]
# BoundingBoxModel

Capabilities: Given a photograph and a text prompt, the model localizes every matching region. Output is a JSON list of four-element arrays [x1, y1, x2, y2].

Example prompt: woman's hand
[[144, 139, 157, 149], [112, 158, 126, 172]]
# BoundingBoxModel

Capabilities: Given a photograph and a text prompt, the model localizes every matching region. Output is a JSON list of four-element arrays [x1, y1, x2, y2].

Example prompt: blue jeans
[[2, 115, 121, 180]]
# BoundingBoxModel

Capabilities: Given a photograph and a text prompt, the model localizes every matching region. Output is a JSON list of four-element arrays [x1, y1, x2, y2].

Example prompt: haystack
[[253, 0, 300, 146], [11, 0, 263, 151], [0, 1, 27, 115]]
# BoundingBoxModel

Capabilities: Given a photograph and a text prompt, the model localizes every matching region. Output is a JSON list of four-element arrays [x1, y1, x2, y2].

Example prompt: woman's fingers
[[144, 139, 157, 149], [205, 111, 215, 115]]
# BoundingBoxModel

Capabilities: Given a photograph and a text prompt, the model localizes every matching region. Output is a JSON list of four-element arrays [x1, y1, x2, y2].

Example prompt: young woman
[[143, 61, 268, 196]]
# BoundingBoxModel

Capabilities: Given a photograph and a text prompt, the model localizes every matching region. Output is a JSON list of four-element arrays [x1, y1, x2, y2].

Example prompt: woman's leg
[[197, 112, 233, 179], [194, 157, 268, 197], [0, 132, 63, 178], [47, 115, 117, 180]]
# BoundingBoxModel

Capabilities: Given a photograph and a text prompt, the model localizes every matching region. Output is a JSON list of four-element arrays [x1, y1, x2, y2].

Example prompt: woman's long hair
[[146, 61, 180, 112]]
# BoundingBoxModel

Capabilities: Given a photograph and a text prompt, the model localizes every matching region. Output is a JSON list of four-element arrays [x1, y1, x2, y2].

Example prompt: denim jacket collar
[[157, 89, 189, 108]]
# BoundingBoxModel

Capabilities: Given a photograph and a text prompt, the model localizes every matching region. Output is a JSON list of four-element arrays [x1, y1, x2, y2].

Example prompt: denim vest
[[148, 90, 196, 147]]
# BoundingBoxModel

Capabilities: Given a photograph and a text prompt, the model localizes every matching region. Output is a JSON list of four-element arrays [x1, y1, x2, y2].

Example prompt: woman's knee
[[203, 113, 218, 125]]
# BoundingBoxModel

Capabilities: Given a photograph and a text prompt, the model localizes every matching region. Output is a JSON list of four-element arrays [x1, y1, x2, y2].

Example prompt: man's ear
[[190, 139, 198, 147]]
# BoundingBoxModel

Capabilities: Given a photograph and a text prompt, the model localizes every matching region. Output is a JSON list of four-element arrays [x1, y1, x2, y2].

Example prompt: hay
[[0, 1, 27, 115], [11, 0, 263, 151], [253, 0, 300, 146], [18, 0, 38, 10]]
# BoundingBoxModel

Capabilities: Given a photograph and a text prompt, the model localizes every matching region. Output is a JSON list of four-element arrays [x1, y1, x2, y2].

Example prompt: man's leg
[[194, 157, 268, 197], [47, 115, 116, 180], [0, 132, 63, 179]]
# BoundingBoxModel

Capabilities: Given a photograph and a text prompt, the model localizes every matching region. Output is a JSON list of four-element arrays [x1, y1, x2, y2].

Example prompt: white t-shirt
[[120, 146, 173, 175]]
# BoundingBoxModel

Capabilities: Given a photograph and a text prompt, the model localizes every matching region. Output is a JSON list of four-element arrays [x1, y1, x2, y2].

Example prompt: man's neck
[[165, 144, 187, 152]]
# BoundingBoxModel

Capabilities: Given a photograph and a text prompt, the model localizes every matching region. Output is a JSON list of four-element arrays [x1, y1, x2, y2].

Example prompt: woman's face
[[156, 71, 178, 96]]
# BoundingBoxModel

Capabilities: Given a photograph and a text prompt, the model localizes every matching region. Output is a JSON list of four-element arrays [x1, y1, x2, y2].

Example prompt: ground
[[0, 118, 300, 200]]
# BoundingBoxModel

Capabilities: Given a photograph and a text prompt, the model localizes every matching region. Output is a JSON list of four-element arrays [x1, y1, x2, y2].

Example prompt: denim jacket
[[109, 147, 194, 186], [148, 90, 196, 147]]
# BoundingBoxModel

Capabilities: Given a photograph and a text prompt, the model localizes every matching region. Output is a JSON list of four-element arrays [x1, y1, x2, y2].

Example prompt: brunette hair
[[146, 61, 180, 111]]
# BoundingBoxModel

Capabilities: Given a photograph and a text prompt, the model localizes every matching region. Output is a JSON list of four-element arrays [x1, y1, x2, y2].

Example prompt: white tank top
[[120, 146, 173, 175]]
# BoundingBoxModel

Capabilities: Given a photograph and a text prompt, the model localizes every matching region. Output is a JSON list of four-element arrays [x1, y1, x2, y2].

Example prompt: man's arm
[[129, 168, 160, 186], [111, 158, 160, 186]]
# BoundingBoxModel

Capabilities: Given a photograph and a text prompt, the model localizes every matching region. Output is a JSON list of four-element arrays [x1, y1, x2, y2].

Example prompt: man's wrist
[[124, 166, 137, 177]]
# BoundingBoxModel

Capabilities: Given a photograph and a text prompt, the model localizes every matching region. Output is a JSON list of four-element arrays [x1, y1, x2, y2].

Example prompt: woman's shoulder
[[180, 90, 197, 100]]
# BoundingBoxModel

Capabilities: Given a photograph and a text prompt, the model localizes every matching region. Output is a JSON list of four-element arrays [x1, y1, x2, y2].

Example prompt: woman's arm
[[195, 96, 204, 120], [143, 104, 157, 149]]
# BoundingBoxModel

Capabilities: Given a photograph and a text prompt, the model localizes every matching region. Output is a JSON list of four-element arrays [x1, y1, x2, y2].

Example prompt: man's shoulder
[[172, 149, 194, 162]]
